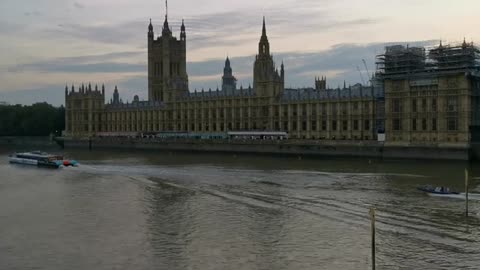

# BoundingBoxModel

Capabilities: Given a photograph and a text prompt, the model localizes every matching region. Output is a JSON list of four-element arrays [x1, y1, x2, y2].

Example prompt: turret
[[148, 18, 154, 40], [113, 85, 120, 104], [180, 19, 186, 41], [101, 84, 105, 96], [222, 56, 237, 93]]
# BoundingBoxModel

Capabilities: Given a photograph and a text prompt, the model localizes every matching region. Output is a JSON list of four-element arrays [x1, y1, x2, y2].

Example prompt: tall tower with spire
[[222, 57, 237, 94], [147, 0, 188, 103], [253, 17, 284, 98]]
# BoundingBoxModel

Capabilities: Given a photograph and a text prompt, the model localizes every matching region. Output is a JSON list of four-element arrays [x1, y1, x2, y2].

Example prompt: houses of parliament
[[65, 8, 480, 148]]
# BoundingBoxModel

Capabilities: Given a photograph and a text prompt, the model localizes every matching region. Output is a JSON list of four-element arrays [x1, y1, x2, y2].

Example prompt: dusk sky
[[0, 0, 478, 105]]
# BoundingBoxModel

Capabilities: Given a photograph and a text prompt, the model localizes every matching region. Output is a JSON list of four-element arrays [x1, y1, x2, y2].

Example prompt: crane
[[362, 59, 371, 86], [356, 65, 366, 85]]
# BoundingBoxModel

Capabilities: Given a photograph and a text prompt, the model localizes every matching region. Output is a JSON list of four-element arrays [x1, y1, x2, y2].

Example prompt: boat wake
[[60, 161, 480, 260], [426, 192, 480, 201]]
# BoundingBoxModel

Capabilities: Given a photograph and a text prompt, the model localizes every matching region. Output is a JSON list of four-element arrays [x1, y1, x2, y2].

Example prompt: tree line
[[0, 103, 65, 136]]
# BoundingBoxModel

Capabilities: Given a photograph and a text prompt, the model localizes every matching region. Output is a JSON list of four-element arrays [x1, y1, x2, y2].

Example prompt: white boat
[[418, 186, 480, 200], [8, 151, 78, 168]]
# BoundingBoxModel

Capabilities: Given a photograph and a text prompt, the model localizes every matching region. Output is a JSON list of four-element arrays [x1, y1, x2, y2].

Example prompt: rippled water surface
[[1, 146, 480, 270]]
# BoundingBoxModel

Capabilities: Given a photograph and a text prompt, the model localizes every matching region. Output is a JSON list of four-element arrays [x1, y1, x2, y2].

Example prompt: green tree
[[0, 103, 65, 136]]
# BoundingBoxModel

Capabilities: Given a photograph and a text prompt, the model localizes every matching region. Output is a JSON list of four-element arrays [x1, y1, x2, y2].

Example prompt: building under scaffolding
[[377, 40, 480, 147], [376, 40, 480, 77]]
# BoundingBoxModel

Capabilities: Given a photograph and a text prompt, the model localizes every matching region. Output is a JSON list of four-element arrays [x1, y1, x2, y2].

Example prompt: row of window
[[171, 101, 372, 112], [86, 119, 373, 134], [391, 97, 458, 113], [411, 98, 437, 112], [412, 119, 437, 131], [102, 107, 374, 122], [392, 118, 458, 131]]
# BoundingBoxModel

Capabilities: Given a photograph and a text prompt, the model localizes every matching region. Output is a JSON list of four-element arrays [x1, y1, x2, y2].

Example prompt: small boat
[[418, 185, 480, 200], [9, 151, 78, 169], [417, 185, 460, 195], [418, 186, 459, 195]]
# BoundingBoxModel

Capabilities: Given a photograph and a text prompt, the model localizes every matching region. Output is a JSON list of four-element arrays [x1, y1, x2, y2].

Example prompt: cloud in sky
[[73, 2, 85, 9], [0, 0, 479, 105]]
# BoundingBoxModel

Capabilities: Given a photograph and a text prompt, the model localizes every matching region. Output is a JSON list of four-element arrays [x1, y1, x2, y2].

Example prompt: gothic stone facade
[[65, 14, 480, 146]]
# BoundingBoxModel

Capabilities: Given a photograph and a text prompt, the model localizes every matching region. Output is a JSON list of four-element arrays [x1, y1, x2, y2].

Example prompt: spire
[[148, 18, 153, 32], [281, 61, 284, 81], [258, 17, 270, 56], [162, 0, 171, 36], [262, 16, 266, 37], [181, 19, 185, 31]]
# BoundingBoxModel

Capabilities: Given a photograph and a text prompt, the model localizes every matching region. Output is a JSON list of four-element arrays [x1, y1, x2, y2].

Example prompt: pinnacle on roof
[[162, 0, 171, 36], [262, 16, 267, 37]]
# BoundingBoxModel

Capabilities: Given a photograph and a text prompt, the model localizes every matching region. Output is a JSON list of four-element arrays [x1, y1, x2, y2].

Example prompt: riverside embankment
[[58, 137, 474, 161], [0, 136, 58, 147]]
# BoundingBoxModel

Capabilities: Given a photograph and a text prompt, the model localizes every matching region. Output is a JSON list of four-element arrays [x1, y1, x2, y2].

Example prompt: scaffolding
[[376, 41, 480, 77], [429, 41, 480, 71], [376, 45, 426, 76]]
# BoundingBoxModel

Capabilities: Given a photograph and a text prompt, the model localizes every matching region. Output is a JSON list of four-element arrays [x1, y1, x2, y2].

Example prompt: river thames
[[1, 146, 479, 269]]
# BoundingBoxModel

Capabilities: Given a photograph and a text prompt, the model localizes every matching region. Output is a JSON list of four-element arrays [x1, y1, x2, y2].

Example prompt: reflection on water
[[0, 146, 479, 269]]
